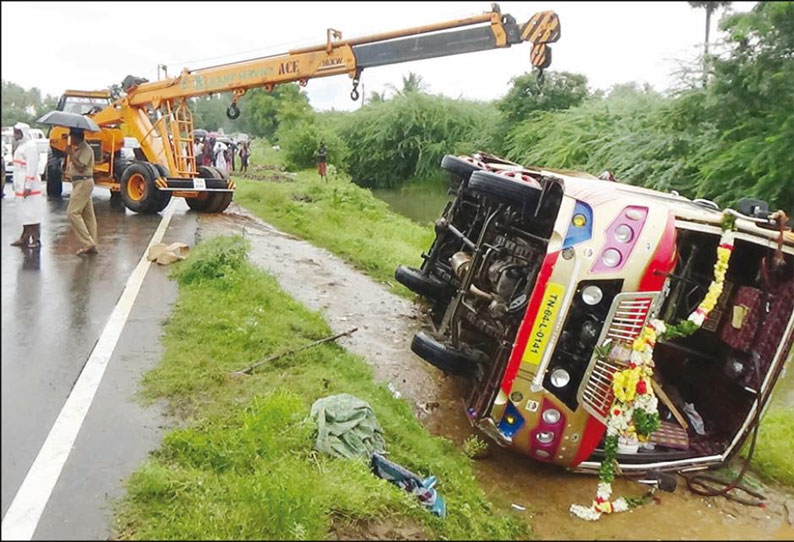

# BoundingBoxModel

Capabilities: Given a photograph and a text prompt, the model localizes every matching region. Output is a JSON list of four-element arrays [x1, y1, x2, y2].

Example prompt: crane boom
[[123, 6, 559, 110], [47, 4, 561, 215]]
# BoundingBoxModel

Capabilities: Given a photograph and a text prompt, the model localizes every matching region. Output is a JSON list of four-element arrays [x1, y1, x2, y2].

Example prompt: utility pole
[[360, 82, 365, 109]]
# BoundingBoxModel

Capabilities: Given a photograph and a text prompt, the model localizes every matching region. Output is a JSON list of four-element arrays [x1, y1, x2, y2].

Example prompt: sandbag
[[147, 242, 190, 265]]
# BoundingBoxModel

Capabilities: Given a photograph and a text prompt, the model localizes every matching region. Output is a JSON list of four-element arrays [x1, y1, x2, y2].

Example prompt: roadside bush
[[277, 117, 349, 173], [336, 93, 499, 188], [172, 235, 250, 286], [504, 84, 703, 196]]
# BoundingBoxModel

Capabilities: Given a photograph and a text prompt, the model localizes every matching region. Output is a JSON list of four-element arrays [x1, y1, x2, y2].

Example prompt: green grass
[[233, 150, 434, 298], [114, 235, 527, 540], [745, 353, 794, 487], [750, 407, 794, 486]]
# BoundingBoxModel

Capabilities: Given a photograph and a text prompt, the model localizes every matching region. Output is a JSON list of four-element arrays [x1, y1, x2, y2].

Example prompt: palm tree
[[688, 1, 732, 86], [385, 72, 428, 97], [367, 90, 387, 103]]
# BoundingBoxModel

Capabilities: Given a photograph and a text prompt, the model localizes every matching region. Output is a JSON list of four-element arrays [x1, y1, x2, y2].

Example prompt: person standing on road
[[316, 141, 328, 181], [224, 146, 232, 174], [193, 137, 203, 164], [239, 141, 250, 174], [214, 140, 227, 173], [202, 137, 214, 167], [65, 128, 98, 255], [228, 140, 237, 172], [10, 122, 43, 249]]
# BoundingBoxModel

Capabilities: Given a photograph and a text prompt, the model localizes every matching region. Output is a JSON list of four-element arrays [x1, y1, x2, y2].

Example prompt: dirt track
[[199, 204, 794, 540]]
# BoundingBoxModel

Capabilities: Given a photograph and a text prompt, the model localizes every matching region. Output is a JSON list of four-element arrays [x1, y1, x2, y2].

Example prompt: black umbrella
[[193, 129, 208, 138], [36, 111, 101, 132]]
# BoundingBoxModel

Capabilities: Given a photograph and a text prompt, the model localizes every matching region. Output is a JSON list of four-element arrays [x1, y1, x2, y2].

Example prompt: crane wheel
[[121, 162, 160, 213], [141, 163, 173, 213], [186, 166, 233, 213], [205, 166, 233, 212]]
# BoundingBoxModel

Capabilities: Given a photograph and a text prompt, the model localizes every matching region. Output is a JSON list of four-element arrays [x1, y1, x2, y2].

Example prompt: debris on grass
[[463, 435, 490, 460]]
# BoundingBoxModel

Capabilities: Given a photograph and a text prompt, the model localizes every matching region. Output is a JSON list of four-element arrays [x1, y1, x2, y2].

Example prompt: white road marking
[[1, 203, 176, 541]]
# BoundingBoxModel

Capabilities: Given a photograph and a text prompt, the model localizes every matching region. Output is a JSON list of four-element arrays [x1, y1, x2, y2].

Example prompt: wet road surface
[[1, 183, 198, 539]]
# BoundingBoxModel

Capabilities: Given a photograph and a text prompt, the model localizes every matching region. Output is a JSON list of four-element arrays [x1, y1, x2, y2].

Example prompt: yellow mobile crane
[[46, 4, 561, 213]]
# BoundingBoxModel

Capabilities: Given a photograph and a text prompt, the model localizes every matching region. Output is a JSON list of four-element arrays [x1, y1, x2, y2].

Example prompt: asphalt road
[[1, 182, 198, 539]]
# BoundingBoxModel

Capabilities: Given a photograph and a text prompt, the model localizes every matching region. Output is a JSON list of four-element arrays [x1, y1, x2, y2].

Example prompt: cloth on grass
[[310, 394, 385, 460], [370, 452, 446, 518]]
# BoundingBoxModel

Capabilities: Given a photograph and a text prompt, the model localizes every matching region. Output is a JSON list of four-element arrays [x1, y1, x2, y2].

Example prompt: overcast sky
[[2, 1, 756, 111]]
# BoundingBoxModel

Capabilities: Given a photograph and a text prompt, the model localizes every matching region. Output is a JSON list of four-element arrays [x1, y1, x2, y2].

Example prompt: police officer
[[65, 128, 98, 255]]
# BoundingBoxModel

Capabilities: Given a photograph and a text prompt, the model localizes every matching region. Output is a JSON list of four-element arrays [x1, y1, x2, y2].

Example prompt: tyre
[[440, 155, 486, 183], [46, 154, 63, 197], [208, 191, 233, 213], [153, 189, 172, 212], [395, 265, 446, 300], [205, 167, 233, 212], [185, 166, 232, 213], [144, 163, 172, 213], [120, 162, 160, 213], [469, 170, 543, 209], [185, 193, 214, 212], [410, 332, 476, 377]]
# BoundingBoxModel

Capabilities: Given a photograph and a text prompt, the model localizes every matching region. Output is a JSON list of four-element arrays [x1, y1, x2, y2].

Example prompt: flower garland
[[571, 213, 737, 521]]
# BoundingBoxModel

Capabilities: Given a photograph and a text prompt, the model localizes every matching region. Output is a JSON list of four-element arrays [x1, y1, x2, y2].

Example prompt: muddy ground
[[199, 205, 794, 540]]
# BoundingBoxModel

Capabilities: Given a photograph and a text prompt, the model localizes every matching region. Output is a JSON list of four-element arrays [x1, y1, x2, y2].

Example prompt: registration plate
[[522, 282, 565, 365], [193, 178, 206, 190]]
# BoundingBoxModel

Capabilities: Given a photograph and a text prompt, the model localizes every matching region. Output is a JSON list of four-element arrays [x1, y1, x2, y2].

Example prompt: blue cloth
[[370, 452, 446, 518]]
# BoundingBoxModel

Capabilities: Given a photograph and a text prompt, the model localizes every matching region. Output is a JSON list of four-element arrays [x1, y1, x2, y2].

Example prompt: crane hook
[[226, 102, 241, 120], [350, 69, 362, 101]]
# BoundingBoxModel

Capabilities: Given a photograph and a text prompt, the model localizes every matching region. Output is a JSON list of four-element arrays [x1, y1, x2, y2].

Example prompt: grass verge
[[233, 145, 434, 299], [113, 235, 528, 540], [745, 356, 793, 486]]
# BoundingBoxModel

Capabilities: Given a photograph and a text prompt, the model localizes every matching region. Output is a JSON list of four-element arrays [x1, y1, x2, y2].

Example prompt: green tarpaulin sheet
[[310, 394, 386, 459]]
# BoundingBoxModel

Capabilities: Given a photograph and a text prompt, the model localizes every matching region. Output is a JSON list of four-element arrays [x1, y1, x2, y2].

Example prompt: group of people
[[193, 135, 250, 175], [9, 122, 97, 255]]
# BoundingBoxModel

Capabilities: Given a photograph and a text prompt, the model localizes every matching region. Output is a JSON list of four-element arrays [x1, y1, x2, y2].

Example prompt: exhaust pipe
[[450, 251, 472, 279]]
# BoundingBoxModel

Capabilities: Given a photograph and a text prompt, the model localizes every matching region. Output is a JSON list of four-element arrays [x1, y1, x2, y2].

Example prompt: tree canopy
[[497, 71, 590, 125], [1, 80, 57, 126]]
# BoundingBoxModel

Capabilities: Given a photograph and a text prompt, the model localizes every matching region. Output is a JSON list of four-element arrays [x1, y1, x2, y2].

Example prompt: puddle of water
[[372, 185, 451, 225], [198, 206, 794, 540]]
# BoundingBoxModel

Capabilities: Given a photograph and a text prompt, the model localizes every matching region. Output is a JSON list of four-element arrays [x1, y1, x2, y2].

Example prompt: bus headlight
[[542, 408, 561, 425], [614, 224, 634, 243], [581, 285, 603, 305], [601, 248, 622, 268], [550, 368, 570, 389]]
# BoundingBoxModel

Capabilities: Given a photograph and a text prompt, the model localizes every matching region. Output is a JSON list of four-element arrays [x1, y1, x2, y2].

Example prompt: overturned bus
[[396, 153, 793, 477]]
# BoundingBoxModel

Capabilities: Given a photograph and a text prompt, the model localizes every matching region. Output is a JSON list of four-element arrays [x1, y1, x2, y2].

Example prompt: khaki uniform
[[66, 140, 98, 248]]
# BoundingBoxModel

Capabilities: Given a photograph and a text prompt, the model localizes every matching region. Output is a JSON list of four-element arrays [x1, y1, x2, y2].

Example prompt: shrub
[[277, 117, 349, 172], [335, 93, 499, 188], [172, 235, 250, 286]]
